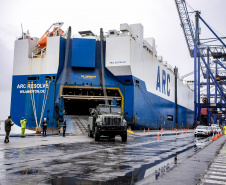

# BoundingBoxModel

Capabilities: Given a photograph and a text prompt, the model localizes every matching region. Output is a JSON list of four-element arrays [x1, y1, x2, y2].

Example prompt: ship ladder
[[38, 81, 51, 127], [29, 81, 38, 128]]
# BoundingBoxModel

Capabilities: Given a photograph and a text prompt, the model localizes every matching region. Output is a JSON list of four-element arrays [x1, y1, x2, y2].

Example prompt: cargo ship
[[10, 22, 194, 130]]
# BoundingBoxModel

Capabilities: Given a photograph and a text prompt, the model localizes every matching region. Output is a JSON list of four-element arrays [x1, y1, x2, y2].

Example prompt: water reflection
[[194, 137, 211, 152]]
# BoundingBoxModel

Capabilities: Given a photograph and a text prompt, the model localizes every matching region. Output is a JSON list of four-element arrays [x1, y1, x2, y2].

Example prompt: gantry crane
[[175, 0, 226, 126]]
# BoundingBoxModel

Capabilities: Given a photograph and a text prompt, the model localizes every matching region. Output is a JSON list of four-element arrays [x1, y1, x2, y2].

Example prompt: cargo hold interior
[[62, 87, 122, 115]]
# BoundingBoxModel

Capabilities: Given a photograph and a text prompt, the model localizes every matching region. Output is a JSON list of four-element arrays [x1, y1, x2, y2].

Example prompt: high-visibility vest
[[223, 126, 226, 135], [20, 119, 27, 129]]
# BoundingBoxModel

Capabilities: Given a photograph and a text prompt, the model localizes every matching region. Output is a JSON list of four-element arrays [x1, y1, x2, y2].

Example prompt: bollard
[[36, 127, 42, 133], [174, 152, 178, 164]]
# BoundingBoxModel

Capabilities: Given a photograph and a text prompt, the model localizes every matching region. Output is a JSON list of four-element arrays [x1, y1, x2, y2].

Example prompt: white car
[[194, 126, 209, 137], [212, 126, 221, 134], [206, 126, 212, 136]]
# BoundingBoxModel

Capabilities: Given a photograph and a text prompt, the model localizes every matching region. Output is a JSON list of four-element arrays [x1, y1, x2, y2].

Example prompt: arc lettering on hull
[[156, 66, 170, 97]]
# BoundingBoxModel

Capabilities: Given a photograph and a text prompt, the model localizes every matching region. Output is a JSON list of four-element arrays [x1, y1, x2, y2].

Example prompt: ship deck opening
[[62, 87, 122, 116]]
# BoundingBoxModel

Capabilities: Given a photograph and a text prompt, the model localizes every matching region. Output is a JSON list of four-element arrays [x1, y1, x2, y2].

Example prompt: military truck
[[87, 104, 127, 142]]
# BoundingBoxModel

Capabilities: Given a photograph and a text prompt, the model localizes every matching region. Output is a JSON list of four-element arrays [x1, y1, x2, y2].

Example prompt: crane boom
[[175, 0, 226, 126], [181, 71, 194, 79], [175, 0, 195, 57]]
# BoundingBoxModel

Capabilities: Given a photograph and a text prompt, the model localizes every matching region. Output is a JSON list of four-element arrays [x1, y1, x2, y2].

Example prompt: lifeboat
[[38, 27, 64, 49]]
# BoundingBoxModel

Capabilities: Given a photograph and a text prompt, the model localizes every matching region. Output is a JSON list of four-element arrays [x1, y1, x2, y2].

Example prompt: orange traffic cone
[[176, 129, 178, 135], [157, 131, 160, 139], [212, 133, 215, 141], [148, 128, 150, 132], [186, 129, 187, 133], [143, 128, 145, 133], [193, 129, 195, 134], [182, 130, 183, 134]]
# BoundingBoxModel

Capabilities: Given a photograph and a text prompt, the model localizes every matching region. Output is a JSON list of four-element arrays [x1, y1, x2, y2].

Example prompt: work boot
[[4, 140, 7, 143]]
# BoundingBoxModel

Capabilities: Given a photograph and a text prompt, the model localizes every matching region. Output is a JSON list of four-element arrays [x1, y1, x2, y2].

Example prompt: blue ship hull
[[10, 24, 194, 130]]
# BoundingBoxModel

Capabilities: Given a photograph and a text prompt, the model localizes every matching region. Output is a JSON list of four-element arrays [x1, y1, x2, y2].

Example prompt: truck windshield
[[99, 107, 110, 113], [111, 107, 122, 114]]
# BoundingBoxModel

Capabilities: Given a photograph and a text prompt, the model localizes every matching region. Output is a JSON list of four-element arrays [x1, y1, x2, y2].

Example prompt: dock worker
[[223, 125, 226, 140], [20, 117, 27, 137], [62, 119, 67, 137], [4, 116, 14, 143], [42, 118, 48, 136]]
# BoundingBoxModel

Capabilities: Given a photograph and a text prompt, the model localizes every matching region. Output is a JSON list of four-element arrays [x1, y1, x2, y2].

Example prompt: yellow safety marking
[[29, 158, 42, 161], [127, 130, 134, 134], [81, 75, 96, 79], [60, 86, 124, 115]]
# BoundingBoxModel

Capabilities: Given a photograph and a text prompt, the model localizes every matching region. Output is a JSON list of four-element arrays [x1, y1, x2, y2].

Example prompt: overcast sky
[[0, 0, 225, 119]]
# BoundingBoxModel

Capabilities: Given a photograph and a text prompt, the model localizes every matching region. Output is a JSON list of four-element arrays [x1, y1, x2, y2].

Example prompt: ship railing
[[32, 46, 46, 58]]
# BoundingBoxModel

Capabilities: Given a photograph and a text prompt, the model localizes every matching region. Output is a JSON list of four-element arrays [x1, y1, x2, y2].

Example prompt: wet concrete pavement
[[0, 131, 225, 185], [199, 139, 226, 185]]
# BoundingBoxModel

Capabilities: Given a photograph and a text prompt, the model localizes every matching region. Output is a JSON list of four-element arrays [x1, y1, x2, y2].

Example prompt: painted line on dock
[[202, 179, 226, 184]]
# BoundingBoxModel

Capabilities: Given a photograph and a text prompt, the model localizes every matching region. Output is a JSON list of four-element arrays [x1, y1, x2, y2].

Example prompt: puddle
[[13, 169, 43, 175], [44, 175, 132, 185], [194, 137, 212, 152]]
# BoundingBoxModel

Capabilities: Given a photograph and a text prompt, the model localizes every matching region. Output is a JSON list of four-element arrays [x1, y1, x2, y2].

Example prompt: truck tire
[[95, 127, 100, 141], [95, 133, 100, 141], [121, 133, 127, 142]]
